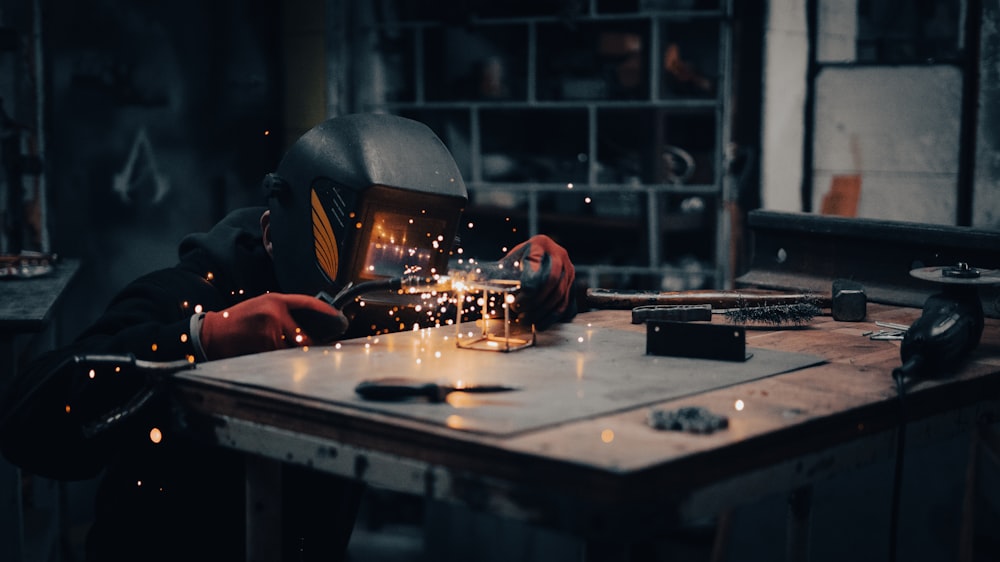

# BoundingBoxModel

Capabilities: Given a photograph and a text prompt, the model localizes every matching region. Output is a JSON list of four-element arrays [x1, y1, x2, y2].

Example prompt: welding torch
[[317, 275, 457, 309], [318, 269, 518, 310]]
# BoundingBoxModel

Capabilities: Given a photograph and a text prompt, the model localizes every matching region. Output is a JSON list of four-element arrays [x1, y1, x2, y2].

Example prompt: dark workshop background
[[2, 0, 1000, 560], [4, 0, 1000, 338]]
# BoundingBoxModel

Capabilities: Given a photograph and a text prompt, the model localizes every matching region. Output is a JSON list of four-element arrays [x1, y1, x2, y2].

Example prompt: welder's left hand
[[500, 234, 577, 330]]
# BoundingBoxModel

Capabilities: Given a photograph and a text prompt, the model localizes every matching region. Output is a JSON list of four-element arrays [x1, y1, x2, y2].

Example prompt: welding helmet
[[263, 114, 468, 297]]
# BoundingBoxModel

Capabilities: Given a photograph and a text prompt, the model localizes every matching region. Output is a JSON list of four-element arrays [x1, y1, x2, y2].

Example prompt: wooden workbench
[[172, 303, 1000, 560], [0, 259, 80, 562]]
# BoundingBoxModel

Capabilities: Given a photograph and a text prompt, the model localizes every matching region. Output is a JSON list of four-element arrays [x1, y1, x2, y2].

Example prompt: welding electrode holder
[[68, 354, 196, 438], [318, 275, 448, 310]]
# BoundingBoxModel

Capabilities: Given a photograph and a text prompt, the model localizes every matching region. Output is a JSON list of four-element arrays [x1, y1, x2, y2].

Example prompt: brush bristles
[[723, 302, 821, 326]]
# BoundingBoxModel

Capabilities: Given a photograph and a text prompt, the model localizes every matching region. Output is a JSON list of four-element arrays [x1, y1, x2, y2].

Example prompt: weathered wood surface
[[0, 259, 81, 332], [181, 317, 823, 436], [173, 303, 1000, 524]]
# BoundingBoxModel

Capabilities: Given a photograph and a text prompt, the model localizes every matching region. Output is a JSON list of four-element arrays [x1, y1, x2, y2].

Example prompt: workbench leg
[[959, 423, 980, 562], [709, 508, 734, 562], [0, 336, 24, 562], [786, 486, 812, 562], [246, 456, 282, 562], [960, 421, 1000, 562], [281, 464, 364, 562]]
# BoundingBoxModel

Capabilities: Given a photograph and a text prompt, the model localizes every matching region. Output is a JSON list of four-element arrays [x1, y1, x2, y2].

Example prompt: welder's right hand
[[199, 293, 349, 360]]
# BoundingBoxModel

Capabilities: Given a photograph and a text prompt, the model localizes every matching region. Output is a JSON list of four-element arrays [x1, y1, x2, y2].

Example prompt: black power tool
[[892, 263, 996, 382]]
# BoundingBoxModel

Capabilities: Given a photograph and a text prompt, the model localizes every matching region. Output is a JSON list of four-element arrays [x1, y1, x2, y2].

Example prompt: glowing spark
[[206, 272, 214, 280], [151, 343, 158, 352], [577, 336, 584, 343], [567, 183, 574, 189], [180, 333, 188, 343], [735, 400, 745, 411], [149, 427, 163, 444], [194, 304, 204, 313], [467, 222, 474, 228], [335, 343, 342, 349], [585, 197, 592, 204], [601, 429, 614, 443], [222, 311, 229, 318]]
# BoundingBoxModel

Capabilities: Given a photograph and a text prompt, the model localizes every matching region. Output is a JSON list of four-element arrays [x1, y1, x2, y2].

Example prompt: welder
[[0, 113, 576, 561]]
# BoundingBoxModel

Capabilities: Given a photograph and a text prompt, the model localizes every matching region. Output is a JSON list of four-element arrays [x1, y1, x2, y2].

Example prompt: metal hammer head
[[832, 279, 867, 321]]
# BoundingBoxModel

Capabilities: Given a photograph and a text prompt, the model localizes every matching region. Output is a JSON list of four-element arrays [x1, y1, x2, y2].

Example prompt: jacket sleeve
[[0, 267, 227, 480]]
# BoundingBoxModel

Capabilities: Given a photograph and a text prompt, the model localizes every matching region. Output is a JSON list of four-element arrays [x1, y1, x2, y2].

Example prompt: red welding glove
[[199, 293, 349, 360], [500, 234, 577, 330]]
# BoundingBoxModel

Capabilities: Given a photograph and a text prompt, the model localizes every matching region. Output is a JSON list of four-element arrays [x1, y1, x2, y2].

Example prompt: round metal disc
[[910, 265, 1000, 285]]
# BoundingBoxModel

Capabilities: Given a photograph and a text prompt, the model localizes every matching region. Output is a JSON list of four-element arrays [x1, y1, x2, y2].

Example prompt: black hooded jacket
[[0, 207, 278, 561]]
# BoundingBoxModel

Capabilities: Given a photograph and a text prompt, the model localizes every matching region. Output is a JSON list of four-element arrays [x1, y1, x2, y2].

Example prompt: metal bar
[[588, 104, 597, 186], [414, 26, 425, 105], [381, 99, 719, 110], [470, 107, 481, 183], [245, 456, 282, 562], [647, 188, 659, 267], [956, 0, 981, 226], [527, 21, 537, 103], [716, 0, 735, 289], [650, 14, 660, 101], [800, 0, 818, 212], [529, 188, 539, 237]]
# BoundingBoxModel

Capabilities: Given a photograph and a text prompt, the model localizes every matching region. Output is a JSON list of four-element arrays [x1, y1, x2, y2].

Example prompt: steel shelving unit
[[352, 0, 734, 291]]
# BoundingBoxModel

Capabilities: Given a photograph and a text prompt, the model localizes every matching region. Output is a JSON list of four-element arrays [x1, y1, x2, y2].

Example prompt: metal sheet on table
[[184, 321, 825, 437]]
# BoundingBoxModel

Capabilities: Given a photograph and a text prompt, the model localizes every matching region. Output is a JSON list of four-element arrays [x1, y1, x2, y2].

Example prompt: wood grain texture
[[172, 302, 1000, 527], [0, 259, 81, 332]]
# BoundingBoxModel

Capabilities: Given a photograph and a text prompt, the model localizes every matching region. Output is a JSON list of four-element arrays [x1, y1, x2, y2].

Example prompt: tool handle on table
[[355, 378, 447, 402], [584, 288, 830, 310]]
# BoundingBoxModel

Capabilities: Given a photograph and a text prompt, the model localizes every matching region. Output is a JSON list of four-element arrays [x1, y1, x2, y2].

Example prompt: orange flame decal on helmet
[[311, 189, 339, 283]]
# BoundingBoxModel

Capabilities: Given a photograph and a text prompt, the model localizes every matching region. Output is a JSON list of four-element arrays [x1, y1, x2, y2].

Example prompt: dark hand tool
[[354, 377, 520, 402], [631, 304, 712, 324]]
